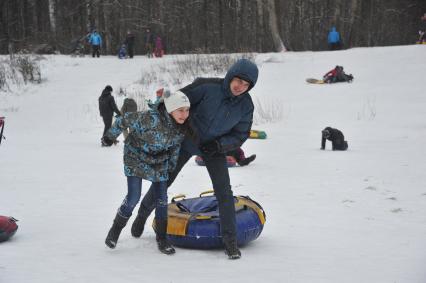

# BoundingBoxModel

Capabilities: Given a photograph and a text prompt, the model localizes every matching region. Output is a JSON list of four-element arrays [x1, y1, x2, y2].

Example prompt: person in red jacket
[[323, 65, 353, 83], [154, 36, 164, 58]]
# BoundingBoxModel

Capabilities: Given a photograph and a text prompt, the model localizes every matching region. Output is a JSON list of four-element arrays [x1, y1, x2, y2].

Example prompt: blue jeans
[[118, 176, 168, 220]]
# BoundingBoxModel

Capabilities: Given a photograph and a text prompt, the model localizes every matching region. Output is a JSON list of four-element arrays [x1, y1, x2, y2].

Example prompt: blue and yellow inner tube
[[154, 191, 266, 249], [249, 129, 267, 139]]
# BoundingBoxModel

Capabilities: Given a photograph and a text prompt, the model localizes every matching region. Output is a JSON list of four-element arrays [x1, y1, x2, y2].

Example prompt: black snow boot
[[155, 219, 175, 255], [131, 205, 150, 238], [105, 213, 129, 249], [238, 154, 256, 166], [223, 238, 241, 260]]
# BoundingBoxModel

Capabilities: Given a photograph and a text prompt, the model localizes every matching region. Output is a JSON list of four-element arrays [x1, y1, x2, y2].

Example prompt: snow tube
[[0, 216, 18, 243], [195, 156, 237, 167], [249, 129, 267, 139], [154, 191, 266, 249]]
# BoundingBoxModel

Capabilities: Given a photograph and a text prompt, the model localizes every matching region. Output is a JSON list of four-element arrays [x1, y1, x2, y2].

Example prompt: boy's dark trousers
[[138, 149, 237, 242]]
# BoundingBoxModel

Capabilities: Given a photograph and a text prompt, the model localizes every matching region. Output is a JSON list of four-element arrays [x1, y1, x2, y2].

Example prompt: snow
[[1, 45, 426, 283]]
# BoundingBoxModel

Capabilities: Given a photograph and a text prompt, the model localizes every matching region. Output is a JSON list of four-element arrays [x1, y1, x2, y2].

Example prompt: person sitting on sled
[[118, 44, 127, 59], [323, 65, 353, 83]]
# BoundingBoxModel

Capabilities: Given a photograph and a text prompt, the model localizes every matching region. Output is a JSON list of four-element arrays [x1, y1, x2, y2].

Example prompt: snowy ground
[[1, 45, 426, 283]]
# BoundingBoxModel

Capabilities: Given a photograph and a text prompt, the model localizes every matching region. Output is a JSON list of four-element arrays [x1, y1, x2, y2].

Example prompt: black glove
[[101, 136, 114, 147], [199, 140, 221, 157]]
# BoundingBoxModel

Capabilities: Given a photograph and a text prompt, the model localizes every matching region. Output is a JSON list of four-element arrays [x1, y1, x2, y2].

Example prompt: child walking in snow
[[102, 90, 190, 254]]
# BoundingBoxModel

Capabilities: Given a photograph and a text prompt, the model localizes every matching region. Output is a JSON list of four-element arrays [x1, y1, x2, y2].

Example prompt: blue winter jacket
[[106, 103, 185, 182], [180, 58, 259, 155], [89, 32, 102, 46], [328, 27, 340, 44]]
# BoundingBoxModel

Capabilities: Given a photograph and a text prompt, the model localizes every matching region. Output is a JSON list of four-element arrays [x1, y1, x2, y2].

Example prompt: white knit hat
[[163, 90, 190, 113]]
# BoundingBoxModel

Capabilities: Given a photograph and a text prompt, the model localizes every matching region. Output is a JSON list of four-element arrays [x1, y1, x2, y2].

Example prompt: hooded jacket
[[99, 89, 121, 117], [105, 103, 185, 182], [328, 27, 340, 44], [89, 32, 102, 46], [180, 58, 259, 154]]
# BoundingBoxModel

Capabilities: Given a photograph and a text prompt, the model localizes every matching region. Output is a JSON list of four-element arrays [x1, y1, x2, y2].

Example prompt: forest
[[1, 0, 425, 55]]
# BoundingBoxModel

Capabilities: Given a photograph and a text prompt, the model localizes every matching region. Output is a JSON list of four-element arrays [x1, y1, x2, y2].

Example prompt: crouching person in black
[[321, 127, 348, 150]]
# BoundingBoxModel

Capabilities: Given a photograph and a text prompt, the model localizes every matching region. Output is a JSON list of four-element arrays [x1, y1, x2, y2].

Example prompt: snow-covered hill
[[1, 45, 426, 283]]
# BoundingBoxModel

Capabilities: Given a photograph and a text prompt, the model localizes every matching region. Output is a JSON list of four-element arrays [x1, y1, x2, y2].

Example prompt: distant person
[[144, 28, 154, 58], [418, 30, 426, 44], [120, 97, 138, 139], [118, 44, 127, 59], [88, 29, 102, 57], [98, 85, 121, 145], [323, 65, 353, 83], [321, 127, 348, 151], [154, 36, 164, 58], [327, 26, 341, 50], [103, 90, 190, 254], [124, 30, 135, 58], [227, 147, 256, 166], [70, 36, 85, 57]]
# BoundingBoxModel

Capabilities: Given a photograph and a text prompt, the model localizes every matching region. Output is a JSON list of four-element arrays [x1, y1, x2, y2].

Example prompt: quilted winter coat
[[180, 58, 259, 154], [106, 103, 185, 182]]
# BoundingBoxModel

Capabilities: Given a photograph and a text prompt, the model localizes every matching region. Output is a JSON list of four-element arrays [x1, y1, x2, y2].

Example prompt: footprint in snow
[[365, 186, 377, 191]]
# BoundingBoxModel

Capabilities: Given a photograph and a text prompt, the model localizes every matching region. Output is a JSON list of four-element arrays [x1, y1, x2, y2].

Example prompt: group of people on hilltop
[[118, 28, 164, 59], [143, 28, 164, 58], [328, 13, 426, 47], [83, 28, 164, 58], [98, 59, 259, 259]]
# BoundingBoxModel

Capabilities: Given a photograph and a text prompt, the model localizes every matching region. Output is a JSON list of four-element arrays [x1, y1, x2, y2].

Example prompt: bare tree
[[1, 0, 425, 54]]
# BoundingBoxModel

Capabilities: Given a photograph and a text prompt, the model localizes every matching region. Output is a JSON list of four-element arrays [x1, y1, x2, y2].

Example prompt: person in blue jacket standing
[[130, 59, 259, 260], [328, 26, 341, 50], [88, 29, 102, 57], [103, 90, 191, 254]]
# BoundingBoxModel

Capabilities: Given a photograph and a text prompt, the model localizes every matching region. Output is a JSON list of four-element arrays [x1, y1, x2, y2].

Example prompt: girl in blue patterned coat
[[103, 90, 190, 254]]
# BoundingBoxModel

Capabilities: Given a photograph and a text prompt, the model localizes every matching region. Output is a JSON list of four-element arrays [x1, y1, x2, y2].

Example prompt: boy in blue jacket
[[328, 26, 341, 50], [88, 29, 102, 57]]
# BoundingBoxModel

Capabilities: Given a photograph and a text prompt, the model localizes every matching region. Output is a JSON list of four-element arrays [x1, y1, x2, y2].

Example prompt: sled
[[249, 129, 267, 139], [153, 191, 266, 249], [306, 78, 326, 84], [195, 155, 237, 167], [0, 216, 18, 242]]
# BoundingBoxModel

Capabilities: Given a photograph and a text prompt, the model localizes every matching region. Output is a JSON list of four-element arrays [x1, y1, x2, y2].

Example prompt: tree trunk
[[266, 0, 286, 52]]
